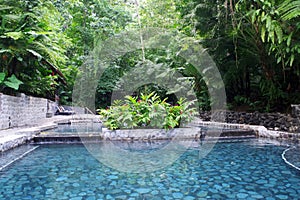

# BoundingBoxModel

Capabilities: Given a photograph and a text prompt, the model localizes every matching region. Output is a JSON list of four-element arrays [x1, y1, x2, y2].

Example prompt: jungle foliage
[[177, 0, 300, 112], [0, 0, 299, 112]]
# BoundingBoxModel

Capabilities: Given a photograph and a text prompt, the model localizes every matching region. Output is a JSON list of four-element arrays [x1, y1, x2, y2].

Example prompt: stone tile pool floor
[[0, 139, 299, 199]]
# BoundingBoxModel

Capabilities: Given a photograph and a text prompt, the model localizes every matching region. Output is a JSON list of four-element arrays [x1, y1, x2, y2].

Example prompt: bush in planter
[[99, 92, 196, 130]]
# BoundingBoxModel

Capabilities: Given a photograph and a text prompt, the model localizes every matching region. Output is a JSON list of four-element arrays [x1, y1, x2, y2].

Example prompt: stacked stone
[[0, 93, 50, 130], [199, 111, 300, 133]]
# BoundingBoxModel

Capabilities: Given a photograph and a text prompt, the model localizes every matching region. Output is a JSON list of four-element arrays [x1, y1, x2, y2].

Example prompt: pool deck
[[0, 114, 100, 152]]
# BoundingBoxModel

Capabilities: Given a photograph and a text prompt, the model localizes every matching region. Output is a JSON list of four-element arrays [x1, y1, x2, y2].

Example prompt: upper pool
[[51, 123, 103, 133], [0, 139, 299, 199]]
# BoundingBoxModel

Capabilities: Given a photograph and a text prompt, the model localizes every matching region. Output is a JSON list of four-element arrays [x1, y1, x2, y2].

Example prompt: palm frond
[[278, 0, 300, 20]]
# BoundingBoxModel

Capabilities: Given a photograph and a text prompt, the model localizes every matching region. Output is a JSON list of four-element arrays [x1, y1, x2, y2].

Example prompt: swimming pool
[[0, 139, 299, 199], [51, 123, 103, 134]]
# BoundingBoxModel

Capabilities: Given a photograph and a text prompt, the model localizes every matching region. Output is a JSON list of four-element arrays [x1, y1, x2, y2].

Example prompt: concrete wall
[[0, 93, 54, 130]]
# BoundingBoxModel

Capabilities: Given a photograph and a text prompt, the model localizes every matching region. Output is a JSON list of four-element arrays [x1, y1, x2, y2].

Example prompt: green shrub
[[99, 92, 196, 130]]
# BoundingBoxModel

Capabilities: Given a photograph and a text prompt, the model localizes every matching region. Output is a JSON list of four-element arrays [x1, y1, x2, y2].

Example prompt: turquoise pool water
[[52, 123, 102, 133], [0, 139, 299, 199]]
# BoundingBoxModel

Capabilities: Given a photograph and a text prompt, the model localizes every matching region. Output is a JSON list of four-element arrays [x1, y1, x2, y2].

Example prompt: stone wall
[[100, 127, 201, 141], [0, 93, 53, 130], [291, 104, 300, 118], [199, 110, 300, 133]]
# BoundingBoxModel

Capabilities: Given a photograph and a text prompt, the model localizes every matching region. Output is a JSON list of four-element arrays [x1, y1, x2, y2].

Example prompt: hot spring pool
[[0, 139, 299, 199], [51, 123, 103, 133]]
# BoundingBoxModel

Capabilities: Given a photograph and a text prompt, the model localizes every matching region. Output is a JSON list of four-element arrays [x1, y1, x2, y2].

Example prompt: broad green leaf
[[274, 25, 283, 44], [251, 13, 256, 24], [255, 9, 261, 16], [269, 30, 275, 44], [290, 54, 295, 66], [4, 75, 23, 90], [261, 26, 266, 42], [4, 32, 24, 40], [287, 33, 293, 46], [266, 16, 271, 29], [261, 11, 266, 21], [277, 56, 282, 64], [0, 73, 5, 83]]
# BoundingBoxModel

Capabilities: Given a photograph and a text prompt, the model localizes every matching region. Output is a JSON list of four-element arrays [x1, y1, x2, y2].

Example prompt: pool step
[[33, 134, 102, 144], [32, 129, 256, 144], [203, 129, 256, 138]]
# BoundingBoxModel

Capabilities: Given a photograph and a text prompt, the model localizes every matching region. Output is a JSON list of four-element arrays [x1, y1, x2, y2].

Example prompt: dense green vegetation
[[0, 0, 299, 113], [100, 92, 196, 130]]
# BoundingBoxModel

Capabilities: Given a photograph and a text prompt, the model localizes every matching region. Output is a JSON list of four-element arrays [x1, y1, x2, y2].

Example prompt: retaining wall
[[199, 110, 300, 133], [99, 127, 202, 141], [0, 93, 54, 130], [0, 93, 88, 130], [197, 120, 300, 141]]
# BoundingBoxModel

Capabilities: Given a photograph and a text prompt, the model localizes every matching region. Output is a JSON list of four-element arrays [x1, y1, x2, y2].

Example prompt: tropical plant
[[99, 92, 196, 130], [0, 0, 69, 97], [278, 0, 300, 20], [234, 0, 300, 111], [0, 72, 23, 91], [178, 0, 300, 112]]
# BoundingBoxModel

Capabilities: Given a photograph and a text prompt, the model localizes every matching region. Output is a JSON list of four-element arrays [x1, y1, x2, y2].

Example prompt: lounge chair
[[55, 106, 75, 115]]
